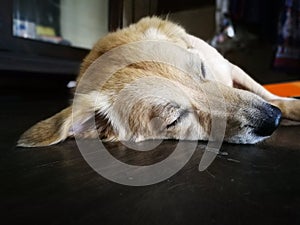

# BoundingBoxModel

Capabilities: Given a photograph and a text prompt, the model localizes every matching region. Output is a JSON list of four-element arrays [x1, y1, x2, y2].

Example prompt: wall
[[123, 0, 215, 41], [60, 0, 108, 49], [168, 6, 216, 41]]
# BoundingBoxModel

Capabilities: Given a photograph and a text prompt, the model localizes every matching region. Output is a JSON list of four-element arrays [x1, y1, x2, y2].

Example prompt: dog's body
[[18, 17, 300, 147]]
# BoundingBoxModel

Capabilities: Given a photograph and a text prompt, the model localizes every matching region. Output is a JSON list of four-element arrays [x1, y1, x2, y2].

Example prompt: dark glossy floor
[[1, 76, 300, 225]]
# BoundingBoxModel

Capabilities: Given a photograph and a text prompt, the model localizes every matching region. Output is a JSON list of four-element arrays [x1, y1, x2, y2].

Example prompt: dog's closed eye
[[166, 109, 189, 129], [166, 118, 179, 129]]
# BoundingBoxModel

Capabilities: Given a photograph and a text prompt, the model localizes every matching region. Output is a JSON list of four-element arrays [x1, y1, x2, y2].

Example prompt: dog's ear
[[70, 112, 117, 141], [18, 106, 117, 147], [17, 107, 73, 147], [95, 113, 117, 141]]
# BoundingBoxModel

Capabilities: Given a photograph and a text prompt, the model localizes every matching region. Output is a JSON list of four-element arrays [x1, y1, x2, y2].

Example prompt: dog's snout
[[254, 104, 282, 137]]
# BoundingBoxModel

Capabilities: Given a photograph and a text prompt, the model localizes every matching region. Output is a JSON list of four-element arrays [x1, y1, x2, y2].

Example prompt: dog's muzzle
[[254, 104, 282, 137]]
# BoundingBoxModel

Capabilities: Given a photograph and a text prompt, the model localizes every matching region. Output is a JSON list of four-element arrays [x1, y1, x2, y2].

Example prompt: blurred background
[[0, 0, 299, 95]]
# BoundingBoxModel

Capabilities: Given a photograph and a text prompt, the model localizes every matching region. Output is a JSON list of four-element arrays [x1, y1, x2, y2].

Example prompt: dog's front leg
[[268, 99, 300, 122], [184, 34, 300, 122], [231, 65, 300, 122]]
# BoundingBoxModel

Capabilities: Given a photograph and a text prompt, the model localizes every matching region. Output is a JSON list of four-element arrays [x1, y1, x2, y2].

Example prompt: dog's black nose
[[254, 104, 282, 137]]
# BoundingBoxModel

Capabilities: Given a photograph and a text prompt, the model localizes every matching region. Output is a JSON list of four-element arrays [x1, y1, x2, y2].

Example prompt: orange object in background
[[263, 81, 300, 97]]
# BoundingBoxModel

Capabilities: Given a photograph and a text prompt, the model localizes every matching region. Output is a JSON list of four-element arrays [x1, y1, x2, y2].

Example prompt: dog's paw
[[269, 99, 300, 122], [280, 119, 300, 126]]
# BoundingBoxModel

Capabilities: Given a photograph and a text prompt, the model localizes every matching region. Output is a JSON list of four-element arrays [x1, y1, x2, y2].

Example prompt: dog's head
[[91, 71, 281, 145]]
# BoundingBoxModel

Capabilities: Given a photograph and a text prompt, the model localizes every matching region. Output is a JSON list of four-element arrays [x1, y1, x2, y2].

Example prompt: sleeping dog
[[18, 17, 300, 147]]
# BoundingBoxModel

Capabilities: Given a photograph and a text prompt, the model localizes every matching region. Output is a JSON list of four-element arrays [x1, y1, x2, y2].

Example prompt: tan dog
[[18, 17, 300, 147]]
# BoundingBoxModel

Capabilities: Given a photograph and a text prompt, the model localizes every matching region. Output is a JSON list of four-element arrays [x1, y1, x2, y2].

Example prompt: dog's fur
[[18, 17, 300, 147]]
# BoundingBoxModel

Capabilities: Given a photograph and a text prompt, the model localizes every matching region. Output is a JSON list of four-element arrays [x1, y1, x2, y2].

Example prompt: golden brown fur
[[18, 17, 300, 147]]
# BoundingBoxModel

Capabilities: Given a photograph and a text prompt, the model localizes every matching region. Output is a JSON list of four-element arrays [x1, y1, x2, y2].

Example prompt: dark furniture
[[0, 0, 123, 75]]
